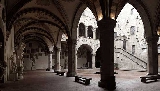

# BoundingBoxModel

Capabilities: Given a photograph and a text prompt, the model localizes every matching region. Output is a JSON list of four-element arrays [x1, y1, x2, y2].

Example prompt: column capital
[[146, 35, 159, 43], [92, 53, 96, 56], [92, 28, 96, 31], [67, 38, 77, 45], [13, 51, 16, 55], [48, 51, 53, 54], [98, 18, 116, 33], [57, 48, 61, 51], [54, 46, 61, 51]]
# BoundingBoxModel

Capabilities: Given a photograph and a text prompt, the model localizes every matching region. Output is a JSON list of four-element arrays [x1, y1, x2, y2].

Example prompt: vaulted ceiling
[[5, 0, 160, 51]]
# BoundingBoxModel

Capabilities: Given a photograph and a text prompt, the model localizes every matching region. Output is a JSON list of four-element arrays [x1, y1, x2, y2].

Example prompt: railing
[[115, 48, 147, 69]]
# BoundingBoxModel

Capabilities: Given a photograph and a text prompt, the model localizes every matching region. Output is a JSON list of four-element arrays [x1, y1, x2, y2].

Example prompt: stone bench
[[54, 71, 65, 76], [75, 76, 92, 85], [140, 75, 160, 83]]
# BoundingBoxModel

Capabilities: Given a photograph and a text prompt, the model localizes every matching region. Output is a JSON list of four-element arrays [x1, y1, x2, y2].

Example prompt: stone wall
[[23, 41, 52, 70]]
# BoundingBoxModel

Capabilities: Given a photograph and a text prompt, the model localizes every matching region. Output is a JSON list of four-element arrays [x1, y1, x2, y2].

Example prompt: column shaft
[[146, 36, 159, 75], [93, 28, 96, 39], [98, 18, 116, 90], [48, 52, 52, 71], [92, 53, 96, 68], [67, 39, 77, 77], [17, 50, 23, 80], [85, 26, 88, 38], [54, 48, 61, 71]]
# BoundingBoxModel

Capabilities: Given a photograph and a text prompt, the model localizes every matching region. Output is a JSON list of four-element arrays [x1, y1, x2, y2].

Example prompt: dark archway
[[88, 26, 93, 38], [77, 44, 92, 69], [23, 41, 49, 71], [79, 23, 86, 37], [0, 28, 5, 83]]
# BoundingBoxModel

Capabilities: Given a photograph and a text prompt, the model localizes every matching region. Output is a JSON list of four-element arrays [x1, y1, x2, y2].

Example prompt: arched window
[[130, 26, 135, 35], [88, 26, 93, 38], [79, 23, 85, 37]]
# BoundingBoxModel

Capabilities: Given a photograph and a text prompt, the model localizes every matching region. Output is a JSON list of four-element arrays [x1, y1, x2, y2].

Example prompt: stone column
[[85, 26, 88, 38], [17, 43, 25, 80], [92, 53, 96, 69], [98, 18, 116, 90], [17, 55, 23, 80], [13, 52, 18, 81], [54, 48, 61, 71], [47, 51, 52, 71], [67, 38, 77, 77], [77, 27, 79, 38], [146, 35, 159, 75], [93, 28, 96, 39]]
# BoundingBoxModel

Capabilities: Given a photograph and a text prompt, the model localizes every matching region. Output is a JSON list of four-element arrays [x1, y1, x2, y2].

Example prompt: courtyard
[[1, 69, 160, 91]]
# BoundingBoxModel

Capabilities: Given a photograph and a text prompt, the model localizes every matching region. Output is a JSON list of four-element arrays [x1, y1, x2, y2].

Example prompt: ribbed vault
[[5, 0, 160, 49]]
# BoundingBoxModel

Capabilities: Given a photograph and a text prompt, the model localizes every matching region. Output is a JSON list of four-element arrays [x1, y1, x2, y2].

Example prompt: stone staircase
[[114, 48, 147, 70]]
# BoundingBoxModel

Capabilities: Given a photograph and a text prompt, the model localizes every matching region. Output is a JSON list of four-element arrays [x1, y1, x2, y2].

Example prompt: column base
[[9, 73, 18, 81], [46, 68, 51, 71], [46, 68, 49, 71], [98, 76, 116, 90], [147, 73, 159, 76], [18, 74, 23, 80], [54, 68, 61, 72], [31, 66, 36, 70], [66, 72, 76, 77], [54, 67, 61, 72]]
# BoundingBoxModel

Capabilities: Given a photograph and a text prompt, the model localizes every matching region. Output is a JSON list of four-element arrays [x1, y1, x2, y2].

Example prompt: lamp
[[110, 13, 115, 20], [98, 13, 103, 20], [157, 27, 160, 36]]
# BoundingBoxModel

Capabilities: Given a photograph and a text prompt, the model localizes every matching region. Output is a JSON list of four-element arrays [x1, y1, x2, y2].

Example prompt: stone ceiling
[[5, 0, 160, 51]]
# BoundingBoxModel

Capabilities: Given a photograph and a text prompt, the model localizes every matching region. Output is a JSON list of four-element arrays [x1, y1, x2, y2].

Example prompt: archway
[[114, 3, 147, 70], [23, 41, 49, 71], [77, 44, 93, 69], [79, 23, 86, 37], [88, 26, 93, 38], [114, 3, 147, 71]]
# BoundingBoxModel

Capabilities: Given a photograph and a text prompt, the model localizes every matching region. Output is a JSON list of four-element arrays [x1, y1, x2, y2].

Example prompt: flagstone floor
[[1, 69, 160, 91]]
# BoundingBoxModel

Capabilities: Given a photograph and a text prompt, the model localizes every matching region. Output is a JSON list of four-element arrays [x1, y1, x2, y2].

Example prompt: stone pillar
[[92, 53, 96, 69], [93, 28, 96, 39], [54, 47, 61, 71], [146, 35, 159, 75], [17, 57, 23, 80], [47, 51, 52, 71], [16, 43, 25, 80], [77, 27, 79, 38], [13, 52, 18, 81], [85, 26, 88, 38], [67, 38, 77, 77], [98, 18, 116, 90], [16, 50, 23, 80]]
